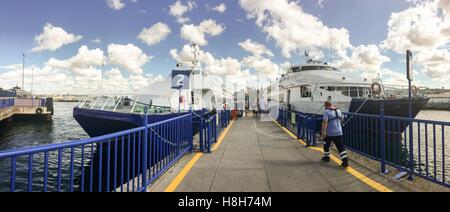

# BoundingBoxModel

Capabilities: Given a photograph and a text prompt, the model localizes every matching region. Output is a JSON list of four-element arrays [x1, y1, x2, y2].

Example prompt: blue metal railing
[[0, 113, 193, 192], [342, 111, 449, 187], [278, 109, 320, 146], [278, 108, 450, 188], [0, 98, 14, 110], [198, 110, 230, 153]]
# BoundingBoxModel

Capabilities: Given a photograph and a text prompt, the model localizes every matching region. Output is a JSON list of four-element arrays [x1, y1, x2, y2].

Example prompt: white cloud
[[241, 55, 280, 77], [169, 0, 196, 24], [0, 63, 166, 94], [180, 19, 225, 46], [46, 45, 105, 75], [415, 48, 450, 82], [106, 0, 126, 10], [212, 3, 226, 13], [239, 0, 352, 58], [380, 68, 409, 86], [337, 44, 390, 77], [0, 65, 74, 94], [170, 44, 247, 77], [438, 0, 450, 16], [382, 1, 449, 53], [138, 22, 171, 46], [317, 0, 327, 8], [239, 39, 274, 57], [107, 43, 151, 75], [31, 23, 82, 52]]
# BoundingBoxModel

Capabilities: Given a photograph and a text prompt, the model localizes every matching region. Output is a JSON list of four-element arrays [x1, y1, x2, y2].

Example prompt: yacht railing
[[76, 95, 173, 114]]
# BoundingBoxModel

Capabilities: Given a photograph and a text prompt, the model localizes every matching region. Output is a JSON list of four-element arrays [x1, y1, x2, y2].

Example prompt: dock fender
[[36, 107, 43, 114]]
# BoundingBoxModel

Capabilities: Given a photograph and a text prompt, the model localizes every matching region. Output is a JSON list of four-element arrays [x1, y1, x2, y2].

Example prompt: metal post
[[200, 119, 204, 152], [407, 50, 414, 181], [178, 89, 181, 115], [296, 113, 300, 139], [22, 54, 25, 92], [31, 68, 34, 95], [189, 113, 193, 152], [380, 102, 386, 174], [207, 120, 211, 153], [142, 106, 149, 188], [214, 116, 218, 143]]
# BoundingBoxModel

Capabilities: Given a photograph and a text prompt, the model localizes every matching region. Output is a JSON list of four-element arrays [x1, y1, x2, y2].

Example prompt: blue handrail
[[0, 98, 14, 110], [0, 113, 193, 192], [197, 110, 230, 153], [278, 108, 450, 188]]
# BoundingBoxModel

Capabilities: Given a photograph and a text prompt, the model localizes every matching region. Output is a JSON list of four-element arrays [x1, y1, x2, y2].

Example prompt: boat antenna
[[329, 30, 333, 64], [304, 50, 310, 63], [191, 43, 199, 69], [22, 53, 25, 91]]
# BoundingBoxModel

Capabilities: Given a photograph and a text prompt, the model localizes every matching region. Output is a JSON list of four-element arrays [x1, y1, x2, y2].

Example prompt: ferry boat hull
[[73, 107, 211, 192]]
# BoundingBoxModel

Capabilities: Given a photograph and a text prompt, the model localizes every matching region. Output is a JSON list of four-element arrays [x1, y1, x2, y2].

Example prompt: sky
[[0, 0, 449, 94]]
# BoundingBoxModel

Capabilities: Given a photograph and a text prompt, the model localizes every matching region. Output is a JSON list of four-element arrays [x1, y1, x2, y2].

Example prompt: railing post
[[214, 116, 218, 143], [312, 118, 317, 146], [142, 106, 149, 189], [307, 117, 312, 146], [380, 103, 387, 174], [200, 119, 204, 153], [408, 116, 415, 181], [207, 119, 211, 153], [296, 113, 300, 139], [189, 112, 194, 152]]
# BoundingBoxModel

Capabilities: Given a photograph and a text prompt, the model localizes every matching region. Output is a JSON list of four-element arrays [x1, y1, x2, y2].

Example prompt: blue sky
[[0, 0, 449, 94]]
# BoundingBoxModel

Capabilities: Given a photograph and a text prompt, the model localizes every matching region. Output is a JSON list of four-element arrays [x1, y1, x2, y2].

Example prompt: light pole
[[22, 54, 25, 91], [406, 50, 414, 181], [31, 67, 34, 95], [101, 62, 104, 95]]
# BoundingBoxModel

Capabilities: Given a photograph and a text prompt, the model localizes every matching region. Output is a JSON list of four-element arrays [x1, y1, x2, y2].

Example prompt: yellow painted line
[[212, 120, 235, 151], [272, 120, 393, 192], [164, 120, 235, 192]]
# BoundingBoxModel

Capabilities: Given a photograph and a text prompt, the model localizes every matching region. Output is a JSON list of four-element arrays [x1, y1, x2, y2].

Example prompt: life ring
[[371, 82, 382, 96], [36, 108, 43, 114], [412, 85, 419, 95]]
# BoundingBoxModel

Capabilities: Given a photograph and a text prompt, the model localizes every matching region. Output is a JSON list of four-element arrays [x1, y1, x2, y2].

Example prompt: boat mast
[[22, 53, 25, 91]]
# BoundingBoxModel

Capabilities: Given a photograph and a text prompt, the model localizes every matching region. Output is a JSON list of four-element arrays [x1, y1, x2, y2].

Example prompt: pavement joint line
[[272, 120, 393, 192], [164, 120, 235, 192]]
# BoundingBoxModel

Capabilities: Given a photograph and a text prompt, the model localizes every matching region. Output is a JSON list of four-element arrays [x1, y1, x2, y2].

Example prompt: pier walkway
[[149, 117, 413, 192]]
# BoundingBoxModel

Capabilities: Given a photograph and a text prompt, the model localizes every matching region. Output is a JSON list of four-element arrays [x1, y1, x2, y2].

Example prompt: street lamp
[[22, 53, 25, 91], [31, 67, 34, 95]]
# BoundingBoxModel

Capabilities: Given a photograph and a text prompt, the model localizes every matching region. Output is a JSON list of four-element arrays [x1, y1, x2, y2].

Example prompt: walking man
[[321, 101, 349, 168]]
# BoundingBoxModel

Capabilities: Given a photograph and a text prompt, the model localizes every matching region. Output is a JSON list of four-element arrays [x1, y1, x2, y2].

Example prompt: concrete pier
[[0, 106, 52, 122], [148, 117, 441, 192]]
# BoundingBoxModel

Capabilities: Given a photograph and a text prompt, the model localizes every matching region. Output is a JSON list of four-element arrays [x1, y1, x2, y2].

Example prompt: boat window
[[301, 66, 339, 71], [291, 67, 301, 73], [336, 86, 349, 96], [301, 86, 312, 98], [350, 87, 358, 98]]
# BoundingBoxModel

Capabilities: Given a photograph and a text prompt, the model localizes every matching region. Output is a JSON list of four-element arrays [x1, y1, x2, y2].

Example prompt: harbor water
[[0, 102, 88, 151]]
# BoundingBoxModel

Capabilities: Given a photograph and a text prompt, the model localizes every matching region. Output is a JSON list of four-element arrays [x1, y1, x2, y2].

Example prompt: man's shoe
[[321, 157, 330, 163], [341, 159, 349, 168]]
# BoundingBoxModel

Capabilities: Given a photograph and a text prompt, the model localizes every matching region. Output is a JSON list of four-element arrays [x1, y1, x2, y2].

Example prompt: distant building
[[0, 86, 33, 98], [0, 87, 16, 97], [11, 86, 32, 98]]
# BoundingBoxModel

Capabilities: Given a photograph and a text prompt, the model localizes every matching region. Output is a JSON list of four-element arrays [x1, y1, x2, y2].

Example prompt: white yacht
[[278, 59, 430, 118]]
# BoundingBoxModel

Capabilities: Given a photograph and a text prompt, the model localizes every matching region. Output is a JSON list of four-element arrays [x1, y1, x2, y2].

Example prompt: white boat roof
[[282, 64, 370, 86]]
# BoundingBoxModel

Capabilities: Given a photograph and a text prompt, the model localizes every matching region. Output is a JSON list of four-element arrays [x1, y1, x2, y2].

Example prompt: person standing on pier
[[321, 101, 349, 168]]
